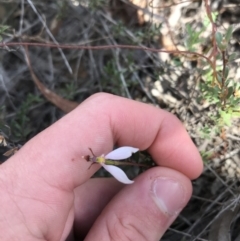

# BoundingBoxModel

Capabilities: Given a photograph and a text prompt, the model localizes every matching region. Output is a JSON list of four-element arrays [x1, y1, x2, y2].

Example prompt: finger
[[0, 93, 202, 240], [2, 93, 202, 191], [84, 167, 192, 241], [82, 93, 203, 179], [73, 178, 124, 239]]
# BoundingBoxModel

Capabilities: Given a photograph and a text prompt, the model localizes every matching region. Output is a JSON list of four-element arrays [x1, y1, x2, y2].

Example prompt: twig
[[19, 0, 25, 34], [188, 181, 237, 236], [1, 41, 214, 68], [204, 0, 218, 84], [115, 48, 132, 99], [26, 0, 73, 75], [193, 195, 240, 241], [167, 227, 208, 241]]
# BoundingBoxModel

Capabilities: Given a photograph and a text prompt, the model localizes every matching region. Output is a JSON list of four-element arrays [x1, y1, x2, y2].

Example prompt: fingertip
[[84, 167, 192, 241], [149, 112, 203, 180]]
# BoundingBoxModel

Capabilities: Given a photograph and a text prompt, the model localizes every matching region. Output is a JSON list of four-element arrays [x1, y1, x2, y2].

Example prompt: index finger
[[3, 93, 203, 190]]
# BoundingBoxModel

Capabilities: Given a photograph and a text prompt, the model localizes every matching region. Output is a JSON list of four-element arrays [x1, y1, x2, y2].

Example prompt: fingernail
[[151, 177, 186, 216]]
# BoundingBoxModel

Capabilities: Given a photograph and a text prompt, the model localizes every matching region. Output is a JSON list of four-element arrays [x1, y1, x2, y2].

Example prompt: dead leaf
[[24, 47, 79, 113], [3, 147, 19, 157]]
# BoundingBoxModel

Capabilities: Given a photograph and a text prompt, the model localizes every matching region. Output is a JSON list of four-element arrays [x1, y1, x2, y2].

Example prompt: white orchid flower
[[83, 146, 139, 184]]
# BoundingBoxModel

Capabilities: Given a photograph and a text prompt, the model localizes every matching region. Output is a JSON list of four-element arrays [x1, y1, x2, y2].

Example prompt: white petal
[[102, 164, 134, 184], [105, 146, 139, 160]]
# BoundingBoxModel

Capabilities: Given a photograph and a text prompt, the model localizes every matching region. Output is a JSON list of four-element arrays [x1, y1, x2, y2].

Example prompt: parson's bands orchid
[[83, 146, 139, 184]]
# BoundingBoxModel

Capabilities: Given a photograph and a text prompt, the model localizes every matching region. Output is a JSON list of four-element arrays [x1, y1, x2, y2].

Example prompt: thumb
[[84, 167, 192, 241]]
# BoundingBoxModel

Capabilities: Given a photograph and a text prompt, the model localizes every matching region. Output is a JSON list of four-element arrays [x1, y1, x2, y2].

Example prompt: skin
[[0, 93, 203, 241]]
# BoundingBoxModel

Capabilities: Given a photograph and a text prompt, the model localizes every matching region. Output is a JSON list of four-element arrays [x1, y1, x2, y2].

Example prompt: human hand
[[0, 93, 203, 241]]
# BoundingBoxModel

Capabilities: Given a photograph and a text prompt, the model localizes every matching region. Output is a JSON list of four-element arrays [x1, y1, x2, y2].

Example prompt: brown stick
[[3, 41, 213, 68]]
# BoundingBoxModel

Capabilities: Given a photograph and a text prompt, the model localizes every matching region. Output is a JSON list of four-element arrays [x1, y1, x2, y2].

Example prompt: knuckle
[[105, 212, 149, 241]]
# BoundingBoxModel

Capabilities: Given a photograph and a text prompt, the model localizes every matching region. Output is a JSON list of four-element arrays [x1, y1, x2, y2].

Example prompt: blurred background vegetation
[[1, 0, 240, 240]]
